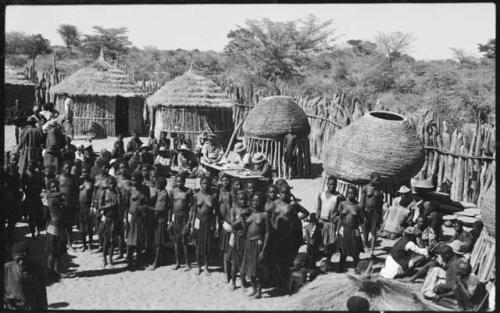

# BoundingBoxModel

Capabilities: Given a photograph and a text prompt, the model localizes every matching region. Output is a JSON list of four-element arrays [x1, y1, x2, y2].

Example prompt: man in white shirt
[[226, 142, 251, 168], [380, 226, 429, 279]]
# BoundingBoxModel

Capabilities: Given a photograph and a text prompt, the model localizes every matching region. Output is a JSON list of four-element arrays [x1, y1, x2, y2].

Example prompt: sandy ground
[[4, 125, 448, 310]]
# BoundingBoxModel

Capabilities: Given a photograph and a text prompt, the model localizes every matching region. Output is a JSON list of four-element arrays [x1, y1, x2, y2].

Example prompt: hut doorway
[[116, 96, 129, 136]]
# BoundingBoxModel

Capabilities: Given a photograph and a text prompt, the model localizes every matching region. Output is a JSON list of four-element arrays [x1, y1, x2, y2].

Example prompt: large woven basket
[[478, 181, 495, 237], [243, 96, 310, 139], [323, 111, 425, 185]]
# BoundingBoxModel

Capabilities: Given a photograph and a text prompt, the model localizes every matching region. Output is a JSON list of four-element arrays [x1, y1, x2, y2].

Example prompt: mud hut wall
[[154, 107, 234, 147], [4, 84, 36, 124], [128, 96, 146, 135], [54, 94, 116, 137]]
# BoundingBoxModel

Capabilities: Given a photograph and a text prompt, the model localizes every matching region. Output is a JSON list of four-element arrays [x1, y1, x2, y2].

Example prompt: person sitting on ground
[[4, 241, 47, 310], [251, 152, 273, 185], [452, 262, 482, 310], [449, 220, 472, 243], [126, 131, 143, 154], [379, 185, 413, 239], [415, 215, 436, 248], [226, 142, 251, 169], [380, 226, 429, 279]]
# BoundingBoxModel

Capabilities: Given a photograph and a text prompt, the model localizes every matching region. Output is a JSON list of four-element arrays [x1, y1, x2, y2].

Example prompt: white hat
[[447, 240, 467, 255], [179, 144, 190, 151], [234, 142, 246, 153], [252, 152, 266, 164], [398, 185, 412, 194], [159, 146, 167, 152], [109, 158, 117, 165], [413, 179, 434, 189], [203, 152, 222, 163], [403, 226, 416, 235]]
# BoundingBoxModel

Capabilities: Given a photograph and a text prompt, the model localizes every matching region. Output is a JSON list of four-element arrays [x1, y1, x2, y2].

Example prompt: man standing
[[17, 116, 43, 175], [283, 130, 298, 179], [62, 92, 74, 139], [4, 242, 48, 310]]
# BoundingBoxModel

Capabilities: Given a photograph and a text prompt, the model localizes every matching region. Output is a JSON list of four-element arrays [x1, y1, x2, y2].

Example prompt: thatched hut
[[50, 50, 146, 137], [242, 96, 311, 178], [146, 72, 234, 147], [322, 111, 425, 202], [4, 67, 36, 124]]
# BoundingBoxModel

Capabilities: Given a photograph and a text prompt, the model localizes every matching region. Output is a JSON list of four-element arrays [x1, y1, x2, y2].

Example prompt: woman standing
[[192, 176, 219, 275], [218, 174, 233, 282], [336, 186, 363, 273]]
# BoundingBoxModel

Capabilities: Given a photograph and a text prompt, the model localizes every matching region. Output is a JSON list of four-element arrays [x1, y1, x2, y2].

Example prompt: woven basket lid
[[323, 111, 425, 185], [243, 96, 310, 139], [478, 181, 495, 237]]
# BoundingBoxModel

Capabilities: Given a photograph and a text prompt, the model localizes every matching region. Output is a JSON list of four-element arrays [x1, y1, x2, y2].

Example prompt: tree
[[30, 34, 53, 65], [224, 15, 336, 93], [478, 39, 495, 59], [450, 48, 477, 67], [57, 24, 81, 54], [347, 39, 378, 55], [81, 26, 132, 60], [374, 31, 415, 62]]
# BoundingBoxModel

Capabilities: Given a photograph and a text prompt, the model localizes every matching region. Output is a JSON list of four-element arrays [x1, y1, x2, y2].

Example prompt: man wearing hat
[[201, 133, 223, 160], [226, 142, 251, 169], [4, 241, 48, 310], [17, 116, 43, 175], [380, 185, 414, 239], [380, 226, 429, 279], [177, 144, 199, 176], [251, 152, 273, 185]]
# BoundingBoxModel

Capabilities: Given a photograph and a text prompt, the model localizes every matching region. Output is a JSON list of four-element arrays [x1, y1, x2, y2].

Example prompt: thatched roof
[[323, 111, 425, 185], [50, 51, 145, 97], [243, 96, 310, 139], [146, 72, 234, 109], [5, 67, 35, 86]]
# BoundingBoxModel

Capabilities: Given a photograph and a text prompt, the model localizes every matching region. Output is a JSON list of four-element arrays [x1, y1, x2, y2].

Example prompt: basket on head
[[323, 111, 425, 185], [243, 96, 310, 139], [478, 181, 495, 237]]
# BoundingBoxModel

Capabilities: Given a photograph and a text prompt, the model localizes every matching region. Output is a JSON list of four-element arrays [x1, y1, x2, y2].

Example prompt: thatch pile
[[146, 72, 234, 109], [287, 273, 430, 311], [323, 111, 425, 185], [243, 96, 310, 139], [50, 52, 145, 97], [478, 180, 495, 237]]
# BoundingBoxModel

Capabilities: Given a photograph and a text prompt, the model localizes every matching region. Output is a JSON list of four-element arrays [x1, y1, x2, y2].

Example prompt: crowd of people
[[3, 106, 494, 311]]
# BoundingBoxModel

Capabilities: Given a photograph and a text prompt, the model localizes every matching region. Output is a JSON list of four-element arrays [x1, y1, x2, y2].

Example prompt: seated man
[[251, 152, 273, 185], [226, 142, 250, 169], [201, 133, 223, 159], [177, 144, 201, 177], [380, 186, 413, 239], [380, 226, 428, 279]]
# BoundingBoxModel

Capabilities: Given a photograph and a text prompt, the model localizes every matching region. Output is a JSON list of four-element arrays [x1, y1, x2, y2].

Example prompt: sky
[[5, 3, 496, 60]]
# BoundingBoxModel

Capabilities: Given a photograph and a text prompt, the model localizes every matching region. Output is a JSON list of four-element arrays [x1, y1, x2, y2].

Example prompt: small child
[[98, 176, 122, 267], [46, 181, 67, 279]]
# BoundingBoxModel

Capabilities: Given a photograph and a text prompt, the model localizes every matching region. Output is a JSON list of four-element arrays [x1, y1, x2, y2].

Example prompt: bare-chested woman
[[78, 167, 93, 251], [98, 176, 122, 268], [192, 176, 219, 275], [125, 172, 150, 266], [336, 186, 363, 273], [227, 190, 251, 290], [91, 160, 111, 252], [58, 161, 79, 252], [46, 181, 67, 279], [170, 173, 193, 271], [360, 172, 384, 257], [240, 192, 270, 299], [148, 177, 171, 271], [218, 174, 233, 282], [316, 176, 344, 269]]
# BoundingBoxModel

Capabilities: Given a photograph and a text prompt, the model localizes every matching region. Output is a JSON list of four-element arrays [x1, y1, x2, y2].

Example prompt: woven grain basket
[[242, 96, 310, 139], [323, 111, 425, 185], [478, 181, 495, 237]]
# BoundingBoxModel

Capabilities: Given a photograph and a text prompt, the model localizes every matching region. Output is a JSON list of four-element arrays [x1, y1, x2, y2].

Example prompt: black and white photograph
[[2, 2, 496, 311]]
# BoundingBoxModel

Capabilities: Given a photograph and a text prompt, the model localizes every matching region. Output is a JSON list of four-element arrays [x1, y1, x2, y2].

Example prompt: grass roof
[[50, 54, 145, 97], [5, 67, 35, 86], [147, 71, 234, 109]]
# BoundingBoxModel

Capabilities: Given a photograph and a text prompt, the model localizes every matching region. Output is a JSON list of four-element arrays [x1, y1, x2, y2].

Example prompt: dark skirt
[[195, 220, 212, 258], [240, 239, 261, 279], [102, 217, 120, 245], [79, 205, 91, 230], [172, 215, 188, 242], [144, 212, 155, 249], [219, 229, 231, 253], [47, 225, 66, 257], [127, 214, 145, 248], [321, 221, 337, 246], [226, 233, 244, 266], [154, 218, 170, 247], [339, 226, 363, 258]]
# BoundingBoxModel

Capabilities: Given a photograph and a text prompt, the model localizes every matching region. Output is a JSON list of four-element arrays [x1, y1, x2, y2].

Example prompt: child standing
[[148, 177, 171, 270]]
